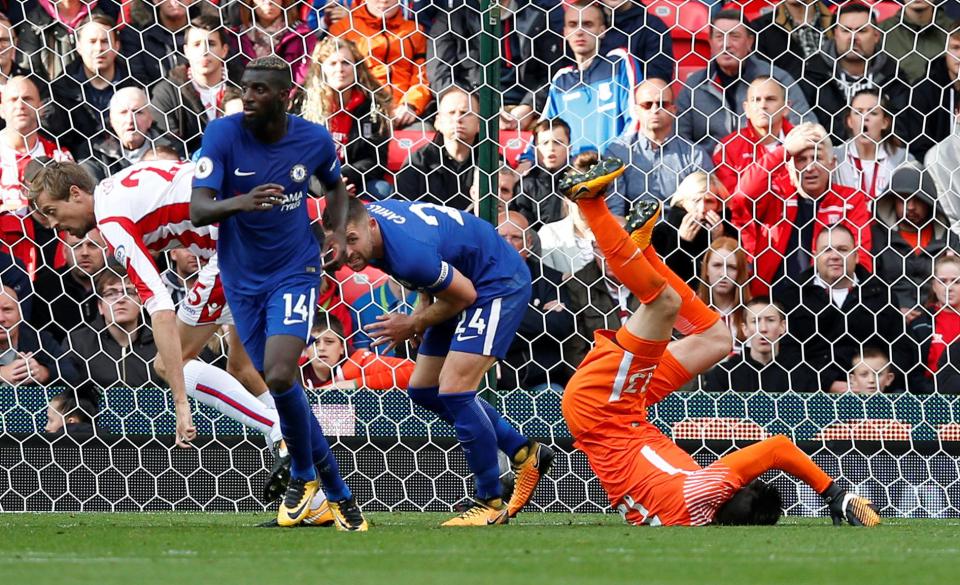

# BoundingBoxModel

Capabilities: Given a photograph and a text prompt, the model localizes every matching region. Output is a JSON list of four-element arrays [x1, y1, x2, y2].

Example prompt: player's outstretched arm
[[366, 270, 477, 354], [320, 179, 351, 269], [190, 185, 286, 227], [152, 309, 197, 448]]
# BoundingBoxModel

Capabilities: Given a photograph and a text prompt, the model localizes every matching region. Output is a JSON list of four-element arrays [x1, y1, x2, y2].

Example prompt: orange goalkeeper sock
[[719, 435, 833, 493], [577, 197, 667, 304], [642, 245, 720, 335]]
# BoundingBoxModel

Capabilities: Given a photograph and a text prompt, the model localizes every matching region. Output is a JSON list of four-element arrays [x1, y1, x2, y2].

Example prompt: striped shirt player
[[91, 160, 284, 448]]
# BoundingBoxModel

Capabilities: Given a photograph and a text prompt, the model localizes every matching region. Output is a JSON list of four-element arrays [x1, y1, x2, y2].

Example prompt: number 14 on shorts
[[455, 308, 486, 342], [283, 293, 312, 325]]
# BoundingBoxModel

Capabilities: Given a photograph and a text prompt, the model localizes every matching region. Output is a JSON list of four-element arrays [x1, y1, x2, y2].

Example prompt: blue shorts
[[225, 274, 319, 372], [418, 286, 531, 359]]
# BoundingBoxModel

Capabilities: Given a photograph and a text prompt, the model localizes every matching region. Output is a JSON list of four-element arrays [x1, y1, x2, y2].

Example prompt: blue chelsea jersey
[[368, 200, 528, 302], [192, 114, 341, 294]]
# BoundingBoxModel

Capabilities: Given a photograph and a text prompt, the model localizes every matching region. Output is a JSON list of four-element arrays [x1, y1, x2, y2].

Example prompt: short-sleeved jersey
[[367, 200, 528, 301], [192, 114, 341, 294], [94, 159, 216, 315]]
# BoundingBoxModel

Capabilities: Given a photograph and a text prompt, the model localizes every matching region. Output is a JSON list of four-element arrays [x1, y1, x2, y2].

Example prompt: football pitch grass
[[2, 513, 958, 585]]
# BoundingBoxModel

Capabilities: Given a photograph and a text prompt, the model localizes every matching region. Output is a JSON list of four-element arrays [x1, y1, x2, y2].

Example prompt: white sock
[[257, 391, 277, 410], [183, 360, 280, 438], [311, 489, 328, 509]]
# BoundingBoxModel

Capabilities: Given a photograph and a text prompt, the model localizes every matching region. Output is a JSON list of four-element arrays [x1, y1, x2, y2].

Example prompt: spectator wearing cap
[[832, 88, 915, 203], [777, 225, 910, 392], [31, 229, 107, 343], [395, 86, 477, 210], [872, 162, 958, 318], [712, 76, 794, 196], [80, 87, 182, 181], [911, 27, 960, 160], [879, 0, 955, 85], [926, 105, 960, 236], [497, 210, 574, 390], [48, 14, 141, 155], [331, 0, 431, 129], [64, 269, 161, 390], [539, 0, 640, 157], [798, 2, 911, 143], [16, 0, 122, 81], [0, 76, 72, 280], [676, 9, 812, 154], [728, 123, 873, 296], [430, 0, 561, 131], [0, 284, 77, 387], [751, 0, 835, 84], [606, 79, 711, 215]]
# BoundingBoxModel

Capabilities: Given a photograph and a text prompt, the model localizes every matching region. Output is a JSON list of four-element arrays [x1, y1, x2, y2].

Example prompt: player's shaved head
[[713, 480, 782, 526], [245, 55, 293, 90]]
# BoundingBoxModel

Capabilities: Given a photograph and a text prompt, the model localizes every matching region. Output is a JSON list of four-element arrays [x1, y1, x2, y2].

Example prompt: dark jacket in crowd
[[119, 0, 195, 87], [908, 310, 960, 394], [650, 204, 736, 285], [750, 1, 835, 85], [499, 258, 575, 390], [909, 62, 960, 161], [16, 0, 121, 81], [702, 351, 819, 393], [776, 264, 910, 390], [78, 125, 183, 182], [0, 251, 32, 319], [512, 165, 567, 230], [394, 134, 474, 210], [429, 0, 562, 110], [48, 58, 141, 154], [149, 62, 242, 156], [565, 260, 639, 367], [798, 47, 912, 143], [30, 266, 101, 344], [65, 317, 161, 390]]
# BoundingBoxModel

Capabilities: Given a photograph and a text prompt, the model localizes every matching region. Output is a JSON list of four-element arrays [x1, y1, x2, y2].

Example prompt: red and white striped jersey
[[1, 135, 72, 215], [94, 160, 217, 315]]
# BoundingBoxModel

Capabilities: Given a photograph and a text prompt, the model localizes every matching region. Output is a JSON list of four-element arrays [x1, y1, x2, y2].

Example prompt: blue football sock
[[440, 391, 502, 500], [408, 385, 453, 424], [478, 398, 529, 460], [307, 410, 351, 501], [270, 383, 317, 481]]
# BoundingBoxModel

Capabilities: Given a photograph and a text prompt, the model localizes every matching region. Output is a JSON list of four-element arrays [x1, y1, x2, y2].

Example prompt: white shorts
[[177, 254, 234, 327]]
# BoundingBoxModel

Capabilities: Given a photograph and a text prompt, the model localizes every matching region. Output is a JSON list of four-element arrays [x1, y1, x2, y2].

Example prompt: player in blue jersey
[[323, 198, 556, 526], [189, 56, 366, 531]]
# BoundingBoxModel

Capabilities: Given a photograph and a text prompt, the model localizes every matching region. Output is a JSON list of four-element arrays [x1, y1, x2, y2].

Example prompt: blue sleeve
[[398, 253, 454, 294], [616, 56, 639, 131], [192, 120, 229, 193], [313, 126, 343, 187]]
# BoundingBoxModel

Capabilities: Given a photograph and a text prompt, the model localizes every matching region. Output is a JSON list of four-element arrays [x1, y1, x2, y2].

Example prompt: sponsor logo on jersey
[[195, 157, 214, 179], [114, 245, 127, 264], [280, 190, 305, 212], [291, 164, 307, 182], [368, 204, 406, 224]]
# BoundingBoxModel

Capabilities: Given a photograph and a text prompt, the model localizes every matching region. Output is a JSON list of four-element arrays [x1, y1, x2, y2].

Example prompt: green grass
[[1, 513, 958, 585]]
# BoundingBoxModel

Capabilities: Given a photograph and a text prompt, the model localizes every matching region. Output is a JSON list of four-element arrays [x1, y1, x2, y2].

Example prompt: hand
[[174, 401, 197, 448], [324, 2, 349, 24], [783, 124, 826, 157], [392, 105, 418, 129], [342, 176, 357, 196], [543, 300, 566, 312], [365, 313, 418, 355], [234, 184, 285, 213], [829, 380, 849, 394], [703, 210, 724, 239], [900, 306, 922, 325], [500, 105, 533, 130], [677, 212, 702, 242], [323, 229, 346, 270]]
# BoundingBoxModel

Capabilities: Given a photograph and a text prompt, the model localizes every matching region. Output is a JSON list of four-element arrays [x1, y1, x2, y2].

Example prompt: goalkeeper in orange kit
[[558, 158, 880, 527]]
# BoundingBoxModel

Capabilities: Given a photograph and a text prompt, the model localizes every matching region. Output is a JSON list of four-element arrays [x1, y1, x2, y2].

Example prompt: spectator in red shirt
[[0, 76, 72, 279], [713, 76, 794, 196], [728, 123, 873, 296]]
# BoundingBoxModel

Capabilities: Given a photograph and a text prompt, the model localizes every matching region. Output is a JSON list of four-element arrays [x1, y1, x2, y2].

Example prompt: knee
[[650, 283, 682, 317], [264, 363, 298, 394], [707, 319, 734, 358]]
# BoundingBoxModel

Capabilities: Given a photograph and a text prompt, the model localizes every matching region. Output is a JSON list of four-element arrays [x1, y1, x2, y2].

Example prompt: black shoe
[[263, 448, 291, 503]]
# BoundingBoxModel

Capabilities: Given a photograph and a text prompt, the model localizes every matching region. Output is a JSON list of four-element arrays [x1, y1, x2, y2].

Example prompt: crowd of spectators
[[2, 0, 960, 417]]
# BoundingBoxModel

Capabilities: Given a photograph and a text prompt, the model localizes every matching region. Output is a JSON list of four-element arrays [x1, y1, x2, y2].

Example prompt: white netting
[[1, 0, 960, 518]]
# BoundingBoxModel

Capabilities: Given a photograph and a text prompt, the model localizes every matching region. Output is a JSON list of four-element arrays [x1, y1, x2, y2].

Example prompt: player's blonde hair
[[299, 37, 392, 135]]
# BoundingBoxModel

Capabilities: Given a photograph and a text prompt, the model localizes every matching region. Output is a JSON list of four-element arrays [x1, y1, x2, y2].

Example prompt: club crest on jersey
[[290, 164, 307, 183], [196, 156, 214, 179]]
